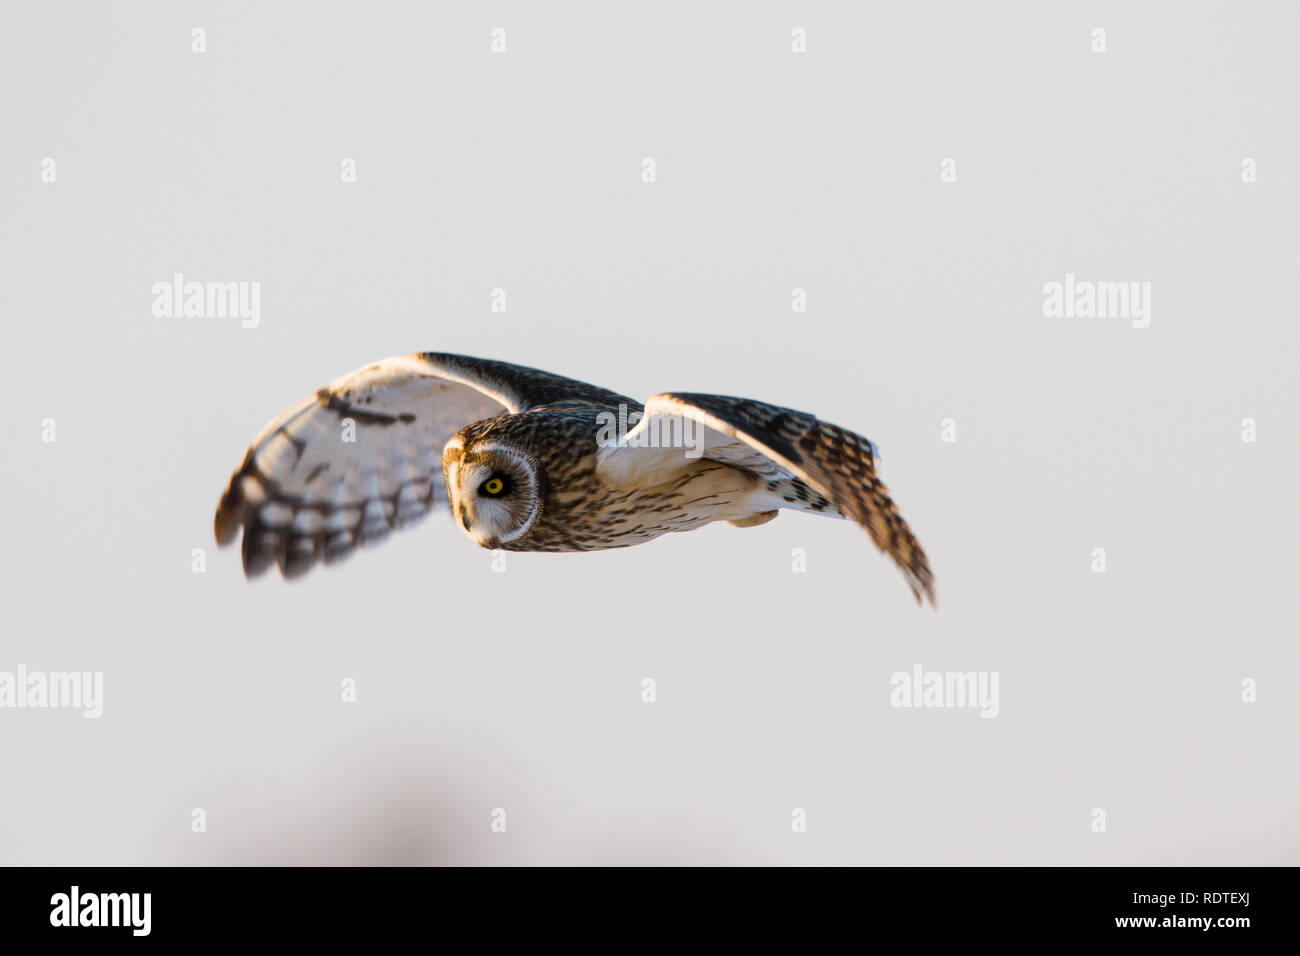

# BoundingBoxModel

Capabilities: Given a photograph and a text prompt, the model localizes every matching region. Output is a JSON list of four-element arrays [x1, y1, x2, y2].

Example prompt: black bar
[[0, 866, 1281, 943]]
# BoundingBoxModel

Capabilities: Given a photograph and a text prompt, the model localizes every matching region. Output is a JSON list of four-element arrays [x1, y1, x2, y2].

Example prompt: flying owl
[[213, 353, 935, 605]]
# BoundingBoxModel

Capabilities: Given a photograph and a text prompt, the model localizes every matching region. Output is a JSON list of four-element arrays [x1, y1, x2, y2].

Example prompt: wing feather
[[214, 352, 631, 579], [599, 393, 936, 606]]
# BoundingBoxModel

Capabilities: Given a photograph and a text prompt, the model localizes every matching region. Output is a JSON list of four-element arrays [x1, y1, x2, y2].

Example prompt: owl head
[[442, 436, 545, 548]]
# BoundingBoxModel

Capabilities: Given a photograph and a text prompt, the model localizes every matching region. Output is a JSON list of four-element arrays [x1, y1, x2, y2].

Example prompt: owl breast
[[490, 404, 762, 553]]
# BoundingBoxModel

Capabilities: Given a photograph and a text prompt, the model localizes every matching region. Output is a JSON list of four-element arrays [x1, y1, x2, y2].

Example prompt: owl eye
[[480, 475, 508, 497]]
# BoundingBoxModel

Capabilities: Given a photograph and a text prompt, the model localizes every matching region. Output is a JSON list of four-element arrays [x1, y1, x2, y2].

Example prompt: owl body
[[215, 352, 936, 605], [444, 402, 770, 552]]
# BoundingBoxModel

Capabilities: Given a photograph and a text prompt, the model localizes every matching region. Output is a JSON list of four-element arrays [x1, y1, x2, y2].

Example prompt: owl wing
[[597, 393, 935, 606], [214, 352, 633, 579]]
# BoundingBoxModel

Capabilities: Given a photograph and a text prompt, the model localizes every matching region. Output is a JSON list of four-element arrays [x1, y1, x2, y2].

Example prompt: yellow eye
[[483, 477, 505, 496]]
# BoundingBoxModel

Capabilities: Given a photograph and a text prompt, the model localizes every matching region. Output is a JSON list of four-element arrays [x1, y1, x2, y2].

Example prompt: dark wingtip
[[913, 563, 938, 610], [919, 582, 938, 610], [214, 483, 241, 546], [241, 527, 282, 578], [281, 537, 322, 580], [215, 450, 256, 547]]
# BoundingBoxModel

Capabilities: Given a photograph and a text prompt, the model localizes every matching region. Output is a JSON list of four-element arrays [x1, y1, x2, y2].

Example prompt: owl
[[214, 353, 935, 605]]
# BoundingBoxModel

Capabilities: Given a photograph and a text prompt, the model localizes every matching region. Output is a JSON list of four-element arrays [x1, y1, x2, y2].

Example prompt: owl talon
[[728, 510, 778, 528]]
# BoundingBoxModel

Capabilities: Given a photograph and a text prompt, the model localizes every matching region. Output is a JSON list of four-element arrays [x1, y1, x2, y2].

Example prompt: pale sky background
[[2, 1, 1297, 865]]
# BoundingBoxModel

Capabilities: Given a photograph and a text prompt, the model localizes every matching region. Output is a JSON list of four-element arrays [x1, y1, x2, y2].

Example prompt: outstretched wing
[[597, 393, 935, 606], [214, 352, 632, 579]]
